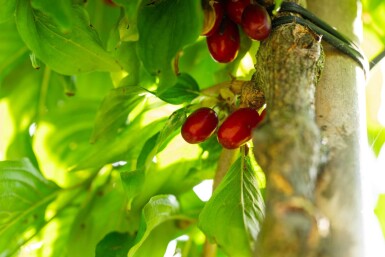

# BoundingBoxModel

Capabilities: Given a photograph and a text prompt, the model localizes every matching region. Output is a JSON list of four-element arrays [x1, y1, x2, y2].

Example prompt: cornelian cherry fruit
[[225, 0, 251, 24], [241, 3, 271, 40], [217, 108, 263, 149], [181, 108, 219, 144], [206, 18, 240, 63]]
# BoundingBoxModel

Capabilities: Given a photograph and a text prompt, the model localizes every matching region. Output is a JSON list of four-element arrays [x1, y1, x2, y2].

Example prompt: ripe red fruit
[[202, 1, 225, 36], [217, 108, 263, 149], [206, 18, 240, 63], [225, 0, 251, 24], [241, 3, 272, 40], [181, 108, 219, 144]]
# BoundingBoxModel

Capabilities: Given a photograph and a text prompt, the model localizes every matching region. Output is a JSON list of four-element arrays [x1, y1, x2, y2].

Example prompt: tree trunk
[[307, 1, 366, 256], [252, 0, 367, 256], [252, 0, 324, 256]]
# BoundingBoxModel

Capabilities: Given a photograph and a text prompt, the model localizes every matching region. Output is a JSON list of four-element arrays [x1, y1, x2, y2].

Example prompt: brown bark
[[252, 16, 325, 257]]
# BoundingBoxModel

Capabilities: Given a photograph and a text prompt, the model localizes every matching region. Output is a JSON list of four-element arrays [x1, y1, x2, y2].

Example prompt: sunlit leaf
[[127, 195, 182, 257], [136, 107, 188, 169], [0, 158, 59, 256], [15, 0, 121, 75], [0, 60, 41, 165], [112, 0, 141, 41], [198, 154, 264, 257], [120, 169, 145, 210]]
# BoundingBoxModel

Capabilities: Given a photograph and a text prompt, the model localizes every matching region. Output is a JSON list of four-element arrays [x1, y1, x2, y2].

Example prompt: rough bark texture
[[252, 7, 325, 257], [307, 1, 366, 257]]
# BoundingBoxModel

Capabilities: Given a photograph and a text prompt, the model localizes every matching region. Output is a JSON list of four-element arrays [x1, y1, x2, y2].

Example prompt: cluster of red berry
[[202, 0, 272, 63], [181, 107, 265, 149]]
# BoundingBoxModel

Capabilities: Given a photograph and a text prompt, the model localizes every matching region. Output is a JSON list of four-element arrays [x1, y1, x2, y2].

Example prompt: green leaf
[[0, 60, 42, 165], [112, 0, 141, 41], [127, 195, 181, 257], [67, 171, 130, 257], [0, 20, 28, 82], [136, 107, 188, 169], [31, 0, 73, 31], [198, 154, 265, 257], [15, 0, 121, 75], [120, 169, 146, 210], [96, 231, 135, 257], [0, 158, 59, 256], [110, 41, 141, 86], [137, 0, 203, 90], [0, 0, 16, 23], [157, 73, 200, 105], [91, 86, 147, 143]]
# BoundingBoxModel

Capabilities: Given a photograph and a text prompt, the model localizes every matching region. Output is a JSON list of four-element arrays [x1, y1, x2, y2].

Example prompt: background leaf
[[137, 0, 203, 91], [91, 86, 147, 143], [66, 170, 130, 257], [15, 0, 121, 75], [0, 158, 59, 256], [96, 231, 135, 257], [0, 0, 16, 23], [0, 20, 28, 82], [198, 154, 264, 257]]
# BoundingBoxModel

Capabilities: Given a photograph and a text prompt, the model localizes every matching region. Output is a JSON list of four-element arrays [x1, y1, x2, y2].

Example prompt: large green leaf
[[15, 0, 121, 75], [198, 154, 265, 257], [31, 0, 73, 31], [0, 158, 59, 256], [137, 0, 203, 91]]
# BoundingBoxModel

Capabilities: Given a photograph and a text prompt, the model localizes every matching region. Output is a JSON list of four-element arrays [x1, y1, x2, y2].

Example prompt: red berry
[[225, 0, 251, 24], [181, 108, 219, 144], [241, 4, 271, 40], [217, 108, 263, 149], [206, 18, 240, 63], [202, 1, 225, 36]]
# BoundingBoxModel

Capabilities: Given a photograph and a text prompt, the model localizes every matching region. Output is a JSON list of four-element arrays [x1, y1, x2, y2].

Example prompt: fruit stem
[[201, 80, 245, 97], [202, 240, 217, 257], [213, 148, 238, 190]]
